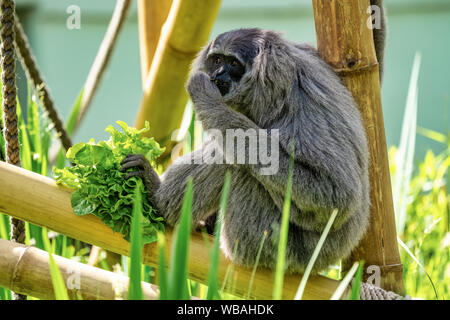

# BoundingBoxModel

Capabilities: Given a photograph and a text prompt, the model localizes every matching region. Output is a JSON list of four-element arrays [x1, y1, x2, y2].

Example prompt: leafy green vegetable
[[54, 121, 165, 244]]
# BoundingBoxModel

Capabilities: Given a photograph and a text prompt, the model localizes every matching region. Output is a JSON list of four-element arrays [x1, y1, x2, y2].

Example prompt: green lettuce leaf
[[54, 121, 165, 244]]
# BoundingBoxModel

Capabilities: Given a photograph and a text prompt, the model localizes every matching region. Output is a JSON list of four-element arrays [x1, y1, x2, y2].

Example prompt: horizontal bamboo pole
[[135, 0, 222, 163], [0, 238, 158, 300], [0, 161, 342, 299]]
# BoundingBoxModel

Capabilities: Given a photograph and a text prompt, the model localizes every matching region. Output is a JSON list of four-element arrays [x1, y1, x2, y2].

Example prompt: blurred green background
[[14, 0, 450, 161]]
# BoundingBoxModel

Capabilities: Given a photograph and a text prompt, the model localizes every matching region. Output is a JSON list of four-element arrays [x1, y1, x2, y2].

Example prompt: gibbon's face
[[203, 29, 262, 96], [207, 53, 245, 96]]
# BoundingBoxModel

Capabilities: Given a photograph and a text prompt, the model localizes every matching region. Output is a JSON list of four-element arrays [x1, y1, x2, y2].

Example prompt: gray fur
[[133, 5, 387, 273], [371, 0, 387, 81]]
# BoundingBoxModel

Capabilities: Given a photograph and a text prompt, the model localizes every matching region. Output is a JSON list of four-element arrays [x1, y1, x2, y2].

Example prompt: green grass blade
[[128, 180, 144, 300], [55, 89, 84, 169], [393, 52, 421, 235], [330, 261, 360, 300], [398, 236, 439, 299], [246, 230, 268, 299], [42, 227, 69, 300], [30, 224, 44, 249], [272, 144, 294, 300], [24, 222, 31, 246], [0, 286, 7, 300], [16, 99, 32, 171], [168, 178, 193, 300], [206, 171, 231, 300], [0, 214, 8, 240], [417, 126, 448, 145], [349, 261, 364, 300], [65, 89, 84, 136], [27, 94, 42, 171], [61, 235, 67, 258], [157, 232, 169, 300], [294, 209, 339, 300]]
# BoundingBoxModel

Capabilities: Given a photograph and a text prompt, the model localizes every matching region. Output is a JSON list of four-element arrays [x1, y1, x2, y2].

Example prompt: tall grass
[[393, 52, 421, 235], [294, 209, 338, 300], [206, 171, 231, 300], [272, 144, 294, 300], [388, 53, 448, 300], [170, 179, 193, 299], [127, 180, 144, 300], [0, 84, 90, 299], [41, 227, 69, 300]]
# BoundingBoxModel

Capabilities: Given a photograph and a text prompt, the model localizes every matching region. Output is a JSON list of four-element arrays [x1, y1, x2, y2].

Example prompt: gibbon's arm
[[154, 141, 229, 226]]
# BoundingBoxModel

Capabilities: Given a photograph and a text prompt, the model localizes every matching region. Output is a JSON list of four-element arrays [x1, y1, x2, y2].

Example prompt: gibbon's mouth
[[212, 79, 230, 96]]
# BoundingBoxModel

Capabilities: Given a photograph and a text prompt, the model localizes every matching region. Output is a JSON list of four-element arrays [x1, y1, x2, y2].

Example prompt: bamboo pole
[[135, 0, 221, 164], [0, 161, 342, 300], [312, 0, 404, 293], [0, 238, 159, 300], [137, 0, 173, 88]]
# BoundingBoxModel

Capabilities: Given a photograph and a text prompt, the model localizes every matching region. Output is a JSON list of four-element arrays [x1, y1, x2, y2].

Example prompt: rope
[[357, 281, 411, 300], [1, 0, 26, 300], [14, 14, 72, 152]]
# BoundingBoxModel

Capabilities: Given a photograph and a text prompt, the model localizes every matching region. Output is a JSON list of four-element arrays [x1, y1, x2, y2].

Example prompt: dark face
[[207, 54, 245, 96]]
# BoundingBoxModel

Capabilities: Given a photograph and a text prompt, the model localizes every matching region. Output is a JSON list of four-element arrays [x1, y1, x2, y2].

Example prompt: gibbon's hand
[[120, 154, 161, 209], [186, 71, 223, 108]]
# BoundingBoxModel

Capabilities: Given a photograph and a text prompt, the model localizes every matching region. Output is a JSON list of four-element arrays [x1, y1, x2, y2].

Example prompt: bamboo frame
[[0, 239, 159, 300], [134, 0, 221, 163], [312, 0, 404, 293], [0, 161, 342, 300], [137, 0, 173, 88]]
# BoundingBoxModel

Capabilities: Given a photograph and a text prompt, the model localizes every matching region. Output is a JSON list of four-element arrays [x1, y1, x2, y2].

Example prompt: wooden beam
[[0, 238, 159, 300], [0, 161, 342, 300], [137, 0, 173, 88], [312, 0, 404, 293], [135, 0, 221, 164]]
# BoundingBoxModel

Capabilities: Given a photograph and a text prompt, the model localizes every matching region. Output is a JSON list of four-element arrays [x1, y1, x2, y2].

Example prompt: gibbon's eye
[[231, 59, 240, 67], [214, 56, 222, 65]]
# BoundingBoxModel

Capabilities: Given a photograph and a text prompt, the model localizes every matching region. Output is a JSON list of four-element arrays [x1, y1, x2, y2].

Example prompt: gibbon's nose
[[211, 67, 231, 86]]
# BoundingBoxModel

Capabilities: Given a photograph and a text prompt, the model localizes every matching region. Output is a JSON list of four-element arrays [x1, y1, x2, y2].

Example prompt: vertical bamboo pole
[[135, 0, 222, 163], [312, 0, 404, 293], [137, 0, 173, 88]]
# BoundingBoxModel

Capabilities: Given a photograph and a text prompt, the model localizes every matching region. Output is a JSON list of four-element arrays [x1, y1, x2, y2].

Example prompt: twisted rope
[[14, 13, 72, 152], [1, 0, 26, 300], [357, 281, 411, 300]]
